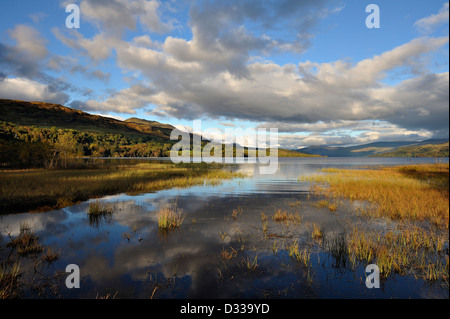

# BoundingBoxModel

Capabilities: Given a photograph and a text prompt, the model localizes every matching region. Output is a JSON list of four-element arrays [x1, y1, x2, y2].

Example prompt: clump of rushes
[[88, 200, 114, 216], [0, 261, 21, 299], [272, 209, 302, 225], [157, 207, 185, 231], [287, 241, 311, 266], [289, 200, 302, 207], [7, 227, 43, 256], [314, 200, 337, 212], [243, 255, 258, 271], [221, 247, 237, 261], [40, 248, 60, 264], [311, 223, 323, 240], [231, 207, 243, 220]]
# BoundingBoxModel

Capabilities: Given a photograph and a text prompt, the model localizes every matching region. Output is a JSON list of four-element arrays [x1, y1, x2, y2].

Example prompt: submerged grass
[[272, 209, 302, 225], [306, 163, 449, 285], [287, 241, 311, 266], [347, 225, 448, 284], [0, 162, 245, 214], [0, 261, 21, 299]]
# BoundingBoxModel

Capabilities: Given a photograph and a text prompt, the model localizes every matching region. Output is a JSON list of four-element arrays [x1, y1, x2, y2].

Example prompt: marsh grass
[[7, 230, 43, 256], [303, 164, 449, 228], [40, 248, 60, 264], [1, 223, 64, 299], [287, 241, 311, 266], [304, 163, 449, 285], [0, 261, 21, 299], [0, 162, 245, 214], [313, 199, 338, 212], [311, 223, 323, 240], [231, 207, 243, 220], [88, 200, 114, 216], [347, 225, 448, 283], [157, 207, 185, 231], [242, 255, 258, 271], [221, 247, 237, 261], [272, 209, 302, 225], [88, 200, 114, 227]]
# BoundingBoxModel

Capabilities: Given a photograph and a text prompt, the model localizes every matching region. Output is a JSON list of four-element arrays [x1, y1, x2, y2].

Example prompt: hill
[[300, 140, 449, 157], [372, 142, 449, 158], [0, 99, 174, 140], [0, 99, 320, 167]]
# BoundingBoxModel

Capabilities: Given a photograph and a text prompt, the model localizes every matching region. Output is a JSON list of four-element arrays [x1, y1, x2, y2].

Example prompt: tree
[[54, 132, 78, 168]]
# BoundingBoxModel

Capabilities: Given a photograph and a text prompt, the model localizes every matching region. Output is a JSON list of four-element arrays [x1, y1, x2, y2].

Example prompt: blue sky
[[0, 0, 448, 148]]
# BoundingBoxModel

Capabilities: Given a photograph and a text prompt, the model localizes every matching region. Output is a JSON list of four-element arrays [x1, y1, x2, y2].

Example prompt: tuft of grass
[[221, 247, 237, 261], [7, 229, 43, 256], [41, 248, 60, 264], [242, 255, 258, 271], [272, 209, 302, 225], [88, 200, 114, 216], [231, 207, 243, 220], [313, 199, 338, 212], [0, 262, 21, 299], [289, 200, 302, 207], [287, 241, 311, 266], [87, 200, 114, 227], [311, 223, 323, 240], [157, 207, 185, 231]]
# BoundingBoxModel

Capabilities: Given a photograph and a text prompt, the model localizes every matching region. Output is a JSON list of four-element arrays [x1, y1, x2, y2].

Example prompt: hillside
[[0, 99, 320, 167], [0, 99, 174, 141], [300, 140, 449, 157], [372, 142, 449, 158], [276, 148, 322, 157]]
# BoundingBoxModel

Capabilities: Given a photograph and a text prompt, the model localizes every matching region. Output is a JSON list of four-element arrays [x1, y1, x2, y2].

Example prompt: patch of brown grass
[[304, 164, 449, 228]]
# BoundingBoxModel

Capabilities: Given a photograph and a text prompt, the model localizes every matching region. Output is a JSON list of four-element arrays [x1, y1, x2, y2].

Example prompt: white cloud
[[415, 2, 449, 33], [0, 77, 69, 105], [8, 24, 48, 59]]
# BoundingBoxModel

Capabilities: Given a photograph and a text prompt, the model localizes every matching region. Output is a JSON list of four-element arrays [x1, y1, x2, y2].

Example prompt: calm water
[[0, 158, 448, 299]]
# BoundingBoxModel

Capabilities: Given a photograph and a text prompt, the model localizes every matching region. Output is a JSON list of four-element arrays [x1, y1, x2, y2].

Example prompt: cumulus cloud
[[0, 77, 69, 104], [78, 0, 175, 35], [261, 120, 435, 148], [136, 37, 448, 129], [15, 0, 447, 147], [8, 24, 48, 59], [415, 2, 449, 33]]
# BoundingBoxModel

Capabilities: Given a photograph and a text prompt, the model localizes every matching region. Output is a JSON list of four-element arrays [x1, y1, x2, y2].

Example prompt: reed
[[347, 225, 448, 283], [157, 207, 185, 231], [287, 241, 311, 266], [0, 162, 246, 214], [304, 164, 449, 228], [272, 209, 302, 225]]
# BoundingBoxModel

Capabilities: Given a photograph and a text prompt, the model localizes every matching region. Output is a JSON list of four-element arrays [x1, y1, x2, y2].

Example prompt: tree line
[[0, 121, 174, 168]]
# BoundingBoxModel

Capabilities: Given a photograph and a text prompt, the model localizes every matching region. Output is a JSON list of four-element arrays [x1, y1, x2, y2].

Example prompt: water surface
[[1, 158, 448, 299]]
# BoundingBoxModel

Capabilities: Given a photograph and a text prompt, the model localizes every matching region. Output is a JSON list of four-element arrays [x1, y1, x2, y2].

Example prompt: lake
[[0, 157, 448, 299]]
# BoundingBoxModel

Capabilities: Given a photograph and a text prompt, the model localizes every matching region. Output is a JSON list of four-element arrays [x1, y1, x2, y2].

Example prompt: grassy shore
[[0, 161, 245, 214], [303, 163, 449, 228], [304, 163, 449, 283]]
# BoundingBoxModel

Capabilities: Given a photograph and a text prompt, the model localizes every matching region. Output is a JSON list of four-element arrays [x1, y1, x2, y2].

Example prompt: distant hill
[[300, 140, 449, 157], [372, 142, 449, 158], [277, 148, 322, 157]]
